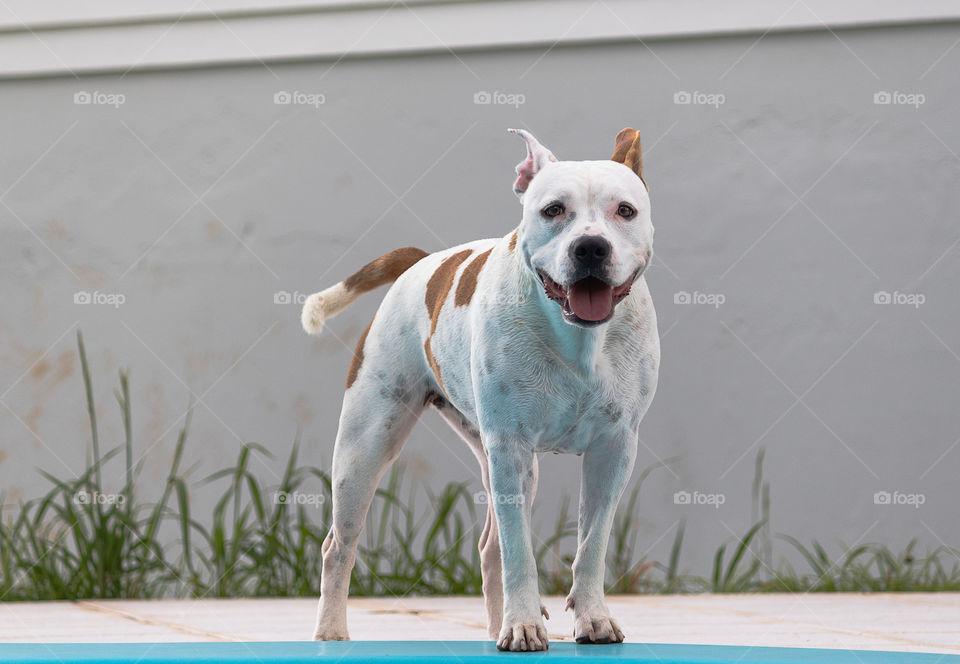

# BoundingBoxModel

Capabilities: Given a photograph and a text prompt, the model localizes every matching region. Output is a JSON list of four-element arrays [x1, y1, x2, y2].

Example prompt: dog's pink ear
[[611, 128, 647, 189], [508, 128, 557, 197]]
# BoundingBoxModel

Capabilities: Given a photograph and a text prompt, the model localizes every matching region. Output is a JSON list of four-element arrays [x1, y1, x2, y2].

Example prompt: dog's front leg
[[567, 434, 638, 644], [486, 439, 547, 652]]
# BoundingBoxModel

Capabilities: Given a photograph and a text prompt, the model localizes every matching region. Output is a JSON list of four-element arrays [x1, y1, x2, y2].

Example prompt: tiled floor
[[1, 594, 958, 654]]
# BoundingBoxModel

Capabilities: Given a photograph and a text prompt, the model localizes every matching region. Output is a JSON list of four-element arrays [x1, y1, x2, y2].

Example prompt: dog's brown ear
[[611, 127, 647, 189], [508, 128, 557, 198]]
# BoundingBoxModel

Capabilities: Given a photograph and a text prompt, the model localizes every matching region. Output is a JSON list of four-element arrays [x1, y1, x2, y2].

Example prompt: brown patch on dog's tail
[[301, 247, 428, 336]]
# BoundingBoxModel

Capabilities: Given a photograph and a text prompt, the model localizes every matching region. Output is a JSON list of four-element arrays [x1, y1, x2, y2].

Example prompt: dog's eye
[[541, 202, 565, 218], [617, 203, 637, 219]]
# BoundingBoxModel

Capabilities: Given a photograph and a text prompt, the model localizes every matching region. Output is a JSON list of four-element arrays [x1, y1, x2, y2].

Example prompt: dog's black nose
[[570, 236, 612, 267]]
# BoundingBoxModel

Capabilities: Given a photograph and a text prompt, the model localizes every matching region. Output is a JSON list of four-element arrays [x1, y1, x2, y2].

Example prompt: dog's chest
[[528, 376, 638, 454], [470, 318, 658, 453]]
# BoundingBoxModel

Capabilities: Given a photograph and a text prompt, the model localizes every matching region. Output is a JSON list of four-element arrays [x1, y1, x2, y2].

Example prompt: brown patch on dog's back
[[344, 247, 428, 293], [423, 338, 444, 393], [508, 231, 518, 251], [346, 316, 375, 389], [423, 249, 473, 391], [337, 247, 426, 390], [454, 248, 493, 307], [425, 250, 473, 325]]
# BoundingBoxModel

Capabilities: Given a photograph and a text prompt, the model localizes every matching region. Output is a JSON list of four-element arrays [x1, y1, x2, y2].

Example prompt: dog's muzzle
[[537, 268, 639, 327]]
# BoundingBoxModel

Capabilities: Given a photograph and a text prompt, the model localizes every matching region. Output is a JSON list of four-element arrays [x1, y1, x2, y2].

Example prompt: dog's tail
[[301, 246, 429, 336]]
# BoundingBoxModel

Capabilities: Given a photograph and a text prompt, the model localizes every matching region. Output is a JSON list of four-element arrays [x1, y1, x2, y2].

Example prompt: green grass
[[1, 332, 959, 601]]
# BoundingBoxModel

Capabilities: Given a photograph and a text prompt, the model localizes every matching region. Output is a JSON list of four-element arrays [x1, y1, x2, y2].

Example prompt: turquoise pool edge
[[0, 641, 957, 663]]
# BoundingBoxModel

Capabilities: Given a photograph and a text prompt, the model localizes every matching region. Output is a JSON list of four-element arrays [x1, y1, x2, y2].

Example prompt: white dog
[[301, 128, 659, 651]]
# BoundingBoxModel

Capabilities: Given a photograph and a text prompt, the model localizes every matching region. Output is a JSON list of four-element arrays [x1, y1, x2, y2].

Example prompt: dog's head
[[510, 128, 653, 328]]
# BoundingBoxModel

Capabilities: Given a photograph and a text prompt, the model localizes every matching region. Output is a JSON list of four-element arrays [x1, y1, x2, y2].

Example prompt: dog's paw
[[573, 614, 624, 644], [301, 293, 327, 336], [496, 620, 549, 652], [313, 628, 349, 642]]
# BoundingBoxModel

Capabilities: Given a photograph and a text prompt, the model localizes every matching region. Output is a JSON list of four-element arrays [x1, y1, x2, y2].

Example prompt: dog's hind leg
[[430, 400, 506, 638], [429, 397, 548, 640], [478, 468, 503, 638], [313, 369, 426, 641], [431, 399, 513, 639]]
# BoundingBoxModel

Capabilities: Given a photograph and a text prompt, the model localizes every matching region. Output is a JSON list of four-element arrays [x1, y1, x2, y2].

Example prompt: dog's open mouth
[[538, 270, 635, 326]]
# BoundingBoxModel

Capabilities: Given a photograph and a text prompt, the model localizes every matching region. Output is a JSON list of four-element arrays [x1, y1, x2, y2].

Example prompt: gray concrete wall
[[2, 19, 959, 577]]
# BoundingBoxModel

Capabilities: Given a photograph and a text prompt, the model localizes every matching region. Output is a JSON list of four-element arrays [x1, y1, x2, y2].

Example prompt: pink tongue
[[567, 278, 614, 321]]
